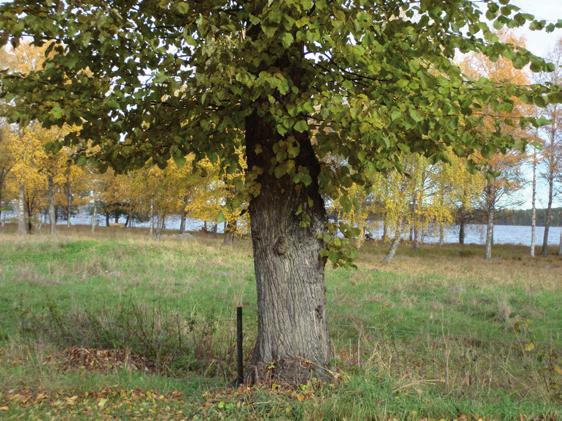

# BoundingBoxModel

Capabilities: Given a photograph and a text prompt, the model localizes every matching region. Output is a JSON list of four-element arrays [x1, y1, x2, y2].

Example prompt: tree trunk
[[458, 209, 466, 245], [223, 218, 237, 245], [485, 203, 494, 260], [245, 111, 330, 384], [124, 214, 130, 228], [410, 192, 417, 248], [530, 149, 537, 257], [0, 177, 4, 227], [105, 212, 110, 227], [541, 175, 554, 256], [91, 198, 97, 233], [48, 175, 56, 235], [66, 168, 72, 228], [383, 221, 402, 264], [382, 213, 388, 242], [179, 208, 186, 233], [17, 183, 27, 235], [149, 199, 155, 237], [439, 223, 444, 245], [26, 194, 33, 234], [156, 214, 165, 238], [558, 231, 562, 256]]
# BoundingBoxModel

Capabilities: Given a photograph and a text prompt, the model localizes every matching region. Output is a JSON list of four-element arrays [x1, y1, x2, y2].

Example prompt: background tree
[[0, 124, 13, 225], [462, 33, 533, 259], [536, 39, 561, 256], [1, 0, 559, 382]]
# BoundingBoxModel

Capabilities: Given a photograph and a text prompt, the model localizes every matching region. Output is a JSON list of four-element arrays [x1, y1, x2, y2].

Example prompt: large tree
[[0, 0, 559, 382]]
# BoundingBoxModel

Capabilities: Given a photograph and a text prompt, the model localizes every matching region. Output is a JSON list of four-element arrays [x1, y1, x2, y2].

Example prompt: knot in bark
[[274, 235, 289, 256]]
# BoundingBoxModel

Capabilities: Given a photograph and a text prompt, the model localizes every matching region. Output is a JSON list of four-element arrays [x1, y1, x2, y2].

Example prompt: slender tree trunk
[[66, 191, 72, 227], [156, 214, 165, 238], [223, 218, 237, 245], [530, 149, 537, 257], [410, 191, 417, 248], [459, 215, 465, 245], [382, 213, 388, 242], [91, 197, 97, 233], [558, 231, 562, 256], [485, 202, 495, 260], [439, 223, 444, 245], [105, 212, 110, 227], [124, 214, 129, 227], [383, 221, 402, 264], [17, 183, 27, 235], [0, 170, 6, 226], [541, 175, 554, 256], [179, 208, 186, 233], [48, 175, 56, 235], [0, 178, 4, 227], [26, 195, 33, 234], [149, 199, 155, 237], [245, 111, 330, 384]]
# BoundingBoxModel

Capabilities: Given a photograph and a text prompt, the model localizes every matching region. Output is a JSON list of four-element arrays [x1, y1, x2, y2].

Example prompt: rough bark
[[530, 149, 537, 257], [17, 183, 27, 235], [541, 174, 554, 256], [245, 111, 330, 385], [48, 175, 56, 235]]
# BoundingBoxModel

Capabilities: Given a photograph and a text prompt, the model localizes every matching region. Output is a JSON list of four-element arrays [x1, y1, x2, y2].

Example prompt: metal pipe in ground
[[236, 306, 243, 386]]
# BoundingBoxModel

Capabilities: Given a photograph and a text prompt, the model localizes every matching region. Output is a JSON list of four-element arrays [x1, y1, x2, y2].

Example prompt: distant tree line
[[486, 208, 562, 227]]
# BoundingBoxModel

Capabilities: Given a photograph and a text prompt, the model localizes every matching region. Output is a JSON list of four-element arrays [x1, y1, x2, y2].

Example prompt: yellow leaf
[[524, 342, 535, 352], [65, 395, 78, 405], [98, 398, 108, 409]]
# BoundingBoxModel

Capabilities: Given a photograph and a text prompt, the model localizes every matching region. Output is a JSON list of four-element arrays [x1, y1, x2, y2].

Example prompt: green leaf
[[281, 32, 294, 48], [175, 2, 190, 14], [294, 120, 308, 132]]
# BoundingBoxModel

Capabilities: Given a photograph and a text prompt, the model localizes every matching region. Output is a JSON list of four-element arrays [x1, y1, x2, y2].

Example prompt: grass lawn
[[0, 227, 560, 420]]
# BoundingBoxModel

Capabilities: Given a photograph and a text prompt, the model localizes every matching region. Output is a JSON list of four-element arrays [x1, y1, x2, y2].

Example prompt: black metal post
[[236, 306, 243, 386]]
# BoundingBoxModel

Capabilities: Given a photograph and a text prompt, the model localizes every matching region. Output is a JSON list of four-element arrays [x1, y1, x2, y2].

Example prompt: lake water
[[1, 209, 561, 247], [367, 223, 562, 247]]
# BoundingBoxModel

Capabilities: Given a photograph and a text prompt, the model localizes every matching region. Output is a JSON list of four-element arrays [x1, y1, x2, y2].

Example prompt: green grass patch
[[0, 234, 560, 419]]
